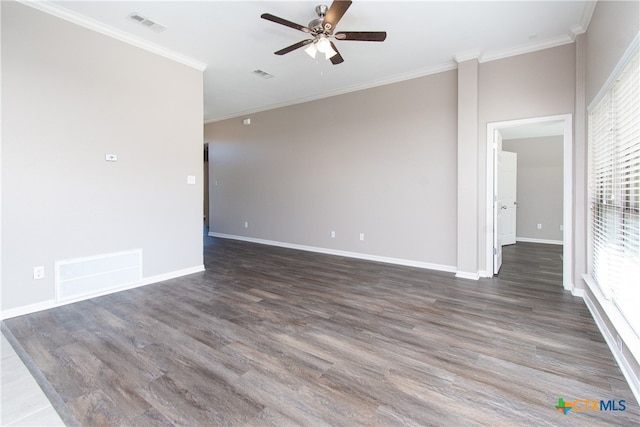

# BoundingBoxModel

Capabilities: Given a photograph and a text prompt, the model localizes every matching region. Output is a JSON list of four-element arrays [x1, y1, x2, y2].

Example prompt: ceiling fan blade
[[323, 0, 352, 31], [261, 13, 311, 33], [274, 39, 314, 55], [334, 31, 387, 42], [329, 42, 344, 65]]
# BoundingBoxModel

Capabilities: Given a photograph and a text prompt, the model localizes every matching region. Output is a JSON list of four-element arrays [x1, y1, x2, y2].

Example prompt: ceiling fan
[[261, 0, 387, 65]]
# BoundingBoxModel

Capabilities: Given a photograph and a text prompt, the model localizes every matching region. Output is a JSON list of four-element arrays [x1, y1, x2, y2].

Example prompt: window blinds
[[589, 52, 640, 337]]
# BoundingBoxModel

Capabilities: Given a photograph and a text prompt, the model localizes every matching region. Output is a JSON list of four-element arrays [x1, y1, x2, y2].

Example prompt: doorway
[[485, 115, 573, 290]]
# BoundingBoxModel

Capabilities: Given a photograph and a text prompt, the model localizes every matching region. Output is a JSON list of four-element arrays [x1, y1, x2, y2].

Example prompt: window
[[588, 50, 640, 338]]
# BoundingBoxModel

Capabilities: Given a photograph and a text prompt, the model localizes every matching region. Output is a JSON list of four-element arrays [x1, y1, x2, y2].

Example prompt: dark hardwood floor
[[3, 238, 637, 426]]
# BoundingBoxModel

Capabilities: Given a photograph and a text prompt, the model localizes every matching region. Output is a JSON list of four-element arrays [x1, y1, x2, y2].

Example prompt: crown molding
[[17, 0, 207, 71], [453, 49, 483, 64], [571, 0, 598, 37], [480, 33, 575, 63]]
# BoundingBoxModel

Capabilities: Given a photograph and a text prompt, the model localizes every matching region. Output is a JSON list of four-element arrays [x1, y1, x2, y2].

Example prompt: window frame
[[586, 36, 640, 361]]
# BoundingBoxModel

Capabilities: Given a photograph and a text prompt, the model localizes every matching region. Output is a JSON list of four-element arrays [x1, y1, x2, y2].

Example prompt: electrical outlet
[[244, 221, 249, 228], [33, 266, 45, 280], [330, 231, 336, 238], [537, 224, 542, 230], [359, 233, 365, 241], [560, 225, 564, 231]]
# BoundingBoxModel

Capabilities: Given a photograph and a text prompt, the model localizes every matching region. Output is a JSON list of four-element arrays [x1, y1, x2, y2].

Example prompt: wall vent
[[55, 249, 142, 302], [128, 13, 166, 33]]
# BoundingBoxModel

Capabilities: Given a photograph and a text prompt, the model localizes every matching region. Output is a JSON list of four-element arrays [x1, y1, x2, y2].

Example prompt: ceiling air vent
[[128, 12, 166, 33], [252, 69, 274, 79]]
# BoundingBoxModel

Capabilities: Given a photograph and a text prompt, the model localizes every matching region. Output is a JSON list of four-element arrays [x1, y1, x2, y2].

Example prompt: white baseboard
[[516, 237, 563, 245], [455, 271, 480, 280], [139, 265, 205, 287], [0, 265, 205, 320], [571, 287, 585, 298], [583, 291, 640, 405], [209, 232, 457, 274], [0, 300, 58, 321]]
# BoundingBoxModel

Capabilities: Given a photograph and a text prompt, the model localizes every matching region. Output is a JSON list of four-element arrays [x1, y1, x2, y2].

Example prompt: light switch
[[187, 175, 196, 185]]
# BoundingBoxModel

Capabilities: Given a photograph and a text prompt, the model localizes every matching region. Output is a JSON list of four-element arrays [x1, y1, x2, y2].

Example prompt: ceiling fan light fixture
[[324, 47, 338, 60], [305, 42, 318, 59], [316, 36, 331, 54], [315, 36, 337, 60]]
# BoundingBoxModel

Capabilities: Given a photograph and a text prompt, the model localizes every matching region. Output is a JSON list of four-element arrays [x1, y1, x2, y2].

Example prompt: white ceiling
[[38, 1, 593, 123]]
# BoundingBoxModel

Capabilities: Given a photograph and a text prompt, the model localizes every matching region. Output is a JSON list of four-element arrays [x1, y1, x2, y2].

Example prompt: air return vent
[[252, 69, 274, 79], [128, 12, 166, 33], [55, 249, 142, 302]]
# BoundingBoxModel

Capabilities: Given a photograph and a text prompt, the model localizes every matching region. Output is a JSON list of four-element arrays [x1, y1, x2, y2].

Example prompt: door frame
[[485, 114, 573, 291]]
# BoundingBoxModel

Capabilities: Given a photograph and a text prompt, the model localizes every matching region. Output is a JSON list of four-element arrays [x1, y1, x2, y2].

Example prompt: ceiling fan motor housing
[[310, 5, 329, 33], [315, 5, 328, 18]]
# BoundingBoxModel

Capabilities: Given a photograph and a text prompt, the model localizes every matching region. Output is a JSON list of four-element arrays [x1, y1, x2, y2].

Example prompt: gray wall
[[206, 70, 459, 268], [503, 136, 563, 242], [206, 44, 577, 273], [585, 0, 640, 103], [1, 2, 204, 312]]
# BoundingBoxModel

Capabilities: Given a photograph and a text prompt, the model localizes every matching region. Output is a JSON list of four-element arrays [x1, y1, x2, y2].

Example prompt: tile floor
[[1, 332, 65, 426]]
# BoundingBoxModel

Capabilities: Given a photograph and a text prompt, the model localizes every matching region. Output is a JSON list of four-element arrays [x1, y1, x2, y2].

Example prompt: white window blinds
[[589, 51, 640, 337]]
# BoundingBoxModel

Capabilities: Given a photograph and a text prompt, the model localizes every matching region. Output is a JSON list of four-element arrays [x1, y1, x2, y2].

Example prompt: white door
[[493, 130, 503, 274], [498, 151, 517, 246]]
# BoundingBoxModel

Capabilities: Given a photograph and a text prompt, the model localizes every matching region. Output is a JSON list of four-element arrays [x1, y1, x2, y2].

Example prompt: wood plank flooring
[[3, 238, 637, 426]]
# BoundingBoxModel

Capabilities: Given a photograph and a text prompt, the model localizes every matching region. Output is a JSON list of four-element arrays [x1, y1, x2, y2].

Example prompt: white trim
[[480, 34, 575, 64], [570, 0, 597, 38], [453, 49, 482, 64], [562, 116, 574, 292], [455, 271, 480, 281], [583, 286, 640, 405], [515, 237, 563, 245], [17, 0, 207, 71], [571, 287, 585, 298], [486, 115, 573, 293], [0, 265, 204, 320], [584, 274, 640, 356], [588, 33, 640, 112], [139, 265, 204, 287], [209, 232, 457, 274], [0, 300, 58, 321]]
